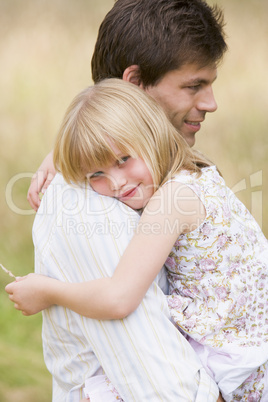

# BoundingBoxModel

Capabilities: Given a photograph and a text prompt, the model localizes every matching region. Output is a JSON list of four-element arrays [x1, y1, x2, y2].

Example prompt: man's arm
[[27, 150, 56, 210]]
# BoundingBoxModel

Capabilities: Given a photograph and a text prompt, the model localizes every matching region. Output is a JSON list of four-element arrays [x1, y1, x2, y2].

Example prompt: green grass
[[0, 0, 267, 399]]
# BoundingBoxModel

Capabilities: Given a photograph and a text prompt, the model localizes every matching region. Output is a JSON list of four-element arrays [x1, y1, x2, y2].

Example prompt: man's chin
[[181, 133, 196, 148]]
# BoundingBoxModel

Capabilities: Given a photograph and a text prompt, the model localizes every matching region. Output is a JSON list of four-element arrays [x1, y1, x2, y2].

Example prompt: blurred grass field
[[0, 0, 267, 400]]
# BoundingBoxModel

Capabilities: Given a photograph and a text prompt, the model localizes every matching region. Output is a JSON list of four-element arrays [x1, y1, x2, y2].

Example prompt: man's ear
[[122, 65, 144, 88]]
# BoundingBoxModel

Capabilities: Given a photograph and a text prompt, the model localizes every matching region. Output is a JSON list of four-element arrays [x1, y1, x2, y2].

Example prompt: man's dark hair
[[91, 0, 227, 87]]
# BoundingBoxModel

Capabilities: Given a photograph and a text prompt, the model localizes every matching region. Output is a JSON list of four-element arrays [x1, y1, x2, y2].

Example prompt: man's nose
[[197, 86, 217, 113]]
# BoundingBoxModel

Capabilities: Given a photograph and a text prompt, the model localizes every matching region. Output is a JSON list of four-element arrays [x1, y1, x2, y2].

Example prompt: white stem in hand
[[0, 263, 16, 279]]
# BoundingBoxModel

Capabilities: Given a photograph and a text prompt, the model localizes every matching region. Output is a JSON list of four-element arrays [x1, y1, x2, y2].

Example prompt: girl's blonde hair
[[54, 78, 212, 188]]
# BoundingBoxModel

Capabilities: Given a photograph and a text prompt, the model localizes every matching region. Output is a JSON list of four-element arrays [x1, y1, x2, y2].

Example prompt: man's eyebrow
[[182, 76, 217, 86]]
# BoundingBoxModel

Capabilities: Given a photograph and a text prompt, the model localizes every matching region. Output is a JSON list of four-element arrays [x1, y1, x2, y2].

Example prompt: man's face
[[144, 63, 218, 147]]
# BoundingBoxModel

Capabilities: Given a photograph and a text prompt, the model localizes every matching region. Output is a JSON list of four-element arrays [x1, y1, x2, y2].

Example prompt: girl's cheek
[[92, 180, 112, 197]]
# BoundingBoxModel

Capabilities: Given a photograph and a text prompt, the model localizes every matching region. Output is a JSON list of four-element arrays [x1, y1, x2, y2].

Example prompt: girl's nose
[[109, 171, 127, 192]]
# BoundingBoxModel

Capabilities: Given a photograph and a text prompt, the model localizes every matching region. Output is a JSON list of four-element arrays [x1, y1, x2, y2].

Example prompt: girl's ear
[[122, 65, 144, 88]]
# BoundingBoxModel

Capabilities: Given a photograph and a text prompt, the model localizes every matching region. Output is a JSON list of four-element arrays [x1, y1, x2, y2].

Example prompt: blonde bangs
[[54, 88, 141, 184], [79, 126, 140, 178]]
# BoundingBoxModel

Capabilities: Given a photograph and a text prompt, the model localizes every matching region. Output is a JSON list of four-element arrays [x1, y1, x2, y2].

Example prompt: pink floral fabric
[[104, 376, 124, 401], [230, 362, 267, 401], [165, 166, 268, 400]]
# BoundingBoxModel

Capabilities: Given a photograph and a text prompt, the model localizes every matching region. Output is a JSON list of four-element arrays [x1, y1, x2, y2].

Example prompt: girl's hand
[[5, 273, 57, 315]]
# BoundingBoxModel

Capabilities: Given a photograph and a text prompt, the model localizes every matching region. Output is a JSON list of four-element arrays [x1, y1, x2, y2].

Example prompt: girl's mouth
[[118, 185, 139, 200]]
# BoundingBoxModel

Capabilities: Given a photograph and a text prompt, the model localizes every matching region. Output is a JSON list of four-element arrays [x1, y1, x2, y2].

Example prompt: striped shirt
[[33, 173, 219, 401]]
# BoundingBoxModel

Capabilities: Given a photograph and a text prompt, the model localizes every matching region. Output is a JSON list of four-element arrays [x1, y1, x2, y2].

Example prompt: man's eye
[[188, 85, 200, 91]]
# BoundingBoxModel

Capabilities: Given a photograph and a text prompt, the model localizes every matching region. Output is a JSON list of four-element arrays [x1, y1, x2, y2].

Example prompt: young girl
[[7, 79, 268, 401]]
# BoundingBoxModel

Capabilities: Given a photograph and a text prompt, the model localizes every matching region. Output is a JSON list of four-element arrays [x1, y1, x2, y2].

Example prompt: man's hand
[[5, 274, 56, 315], [27, 151, 56, 211], [217, 393, 224, 402]]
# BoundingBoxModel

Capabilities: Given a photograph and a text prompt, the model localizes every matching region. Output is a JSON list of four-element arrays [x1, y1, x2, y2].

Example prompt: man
[[28, 0, 226, 209], [22, 0, 227, 400]]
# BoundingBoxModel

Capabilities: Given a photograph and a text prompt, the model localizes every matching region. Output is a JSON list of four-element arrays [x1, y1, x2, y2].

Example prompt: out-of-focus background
[[0, 0, 267, 400]]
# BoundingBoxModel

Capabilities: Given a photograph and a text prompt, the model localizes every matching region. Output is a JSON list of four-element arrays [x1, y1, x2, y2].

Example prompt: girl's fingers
[[15, 276, 26, 282], [22, 310, 30, 316]]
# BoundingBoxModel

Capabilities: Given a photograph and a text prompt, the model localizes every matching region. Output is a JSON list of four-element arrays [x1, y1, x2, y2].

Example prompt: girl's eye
[[89, 171, 103, 180], [118, 156, 130, 165]]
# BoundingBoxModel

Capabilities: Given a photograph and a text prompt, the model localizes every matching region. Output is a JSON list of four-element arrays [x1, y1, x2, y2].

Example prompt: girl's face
[[87, 143, 154, 210]]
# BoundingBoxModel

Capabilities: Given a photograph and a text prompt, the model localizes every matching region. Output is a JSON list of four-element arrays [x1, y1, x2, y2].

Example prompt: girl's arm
[[6, 182, 205, 319]]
